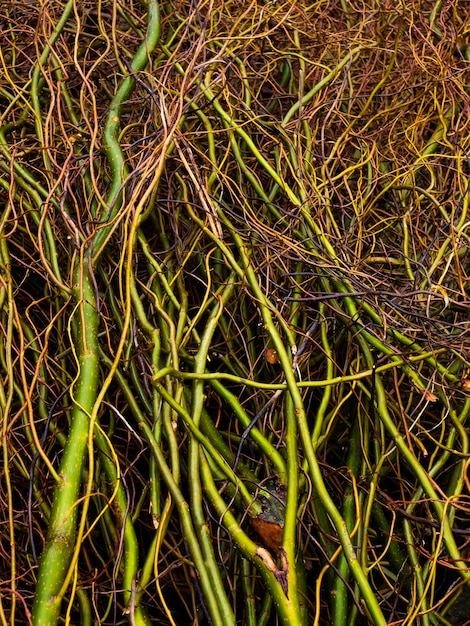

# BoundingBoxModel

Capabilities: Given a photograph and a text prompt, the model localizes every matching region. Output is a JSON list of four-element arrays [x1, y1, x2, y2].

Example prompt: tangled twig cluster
[[1, 1, 470, 624]]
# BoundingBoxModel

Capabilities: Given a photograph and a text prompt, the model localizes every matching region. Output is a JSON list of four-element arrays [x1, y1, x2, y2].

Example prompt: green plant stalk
[[209, 379, 287, 481], [0, 132, 51, 203], [129, 268, 164, 528], [257, 593, 274, 626], [403, 517, 430, 626], [32, 266, 99, 625], [199, 450, 303, 625], [92, 0, 161, 259], [27, 0, 76, 290], [96, 475, 118, 552], [283, 392, 303, 624], [153, 352, 441, 392], [0, 139, 67, 292], [332, 417, 362, 626], [311, 303, 334, 446], [306, 303, 339, 558], [358, 372, 388, 582], [370, 501, 406, 576], [240, 557, 257, 626], [138, 533, 160, 607], [445, 401, 470, 520], [137, 232, 183, 313], [92, 426, 149, 624], [132, 407, 228, 625], [188, 282, 237, 625], [75, 589, 92, 626], [281, 45, 367, 128], [197, 404, 260, 485], [30, 0, 75, 177], [153, 380, 259, 512]]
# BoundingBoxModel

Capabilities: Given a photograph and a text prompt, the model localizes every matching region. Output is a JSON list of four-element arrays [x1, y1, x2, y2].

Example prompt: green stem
[[92, 0, 161, 259], [188, 282, 236, 625], [332, 417, 361, 626], [32, 265, 99, 625]]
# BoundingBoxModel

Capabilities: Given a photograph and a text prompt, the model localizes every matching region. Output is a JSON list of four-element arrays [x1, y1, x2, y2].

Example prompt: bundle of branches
[[1, 0, 470, 624]]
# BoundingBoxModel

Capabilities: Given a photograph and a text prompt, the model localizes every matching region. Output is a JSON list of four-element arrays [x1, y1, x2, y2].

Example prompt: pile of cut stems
[[1, 1, 470, 624]]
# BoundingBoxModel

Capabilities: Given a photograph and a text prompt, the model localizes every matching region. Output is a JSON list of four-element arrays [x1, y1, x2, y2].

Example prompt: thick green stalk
[[283, 391, 303, 624], [32, 265, 99, 625], [92, 0, 161, 259]]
